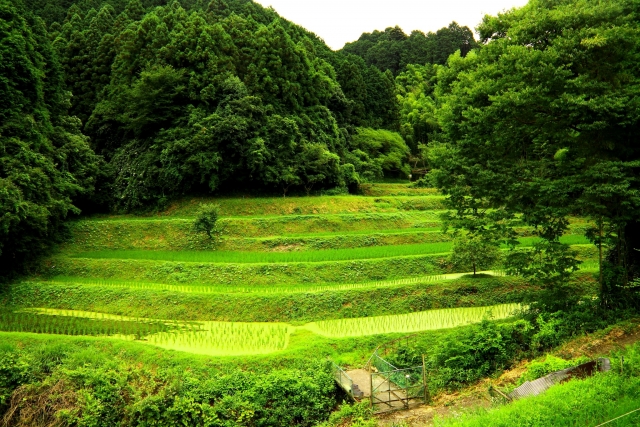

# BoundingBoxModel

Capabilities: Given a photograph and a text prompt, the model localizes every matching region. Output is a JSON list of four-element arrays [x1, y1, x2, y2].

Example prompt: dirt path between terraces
[[376, 320, 640, 427]]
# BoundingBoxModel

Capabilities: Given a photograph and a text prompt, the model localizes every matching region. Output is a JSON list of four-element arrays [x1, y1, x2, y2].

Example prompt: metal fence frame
[[366, 352, 427, 413], [330, 361, 355, 397]]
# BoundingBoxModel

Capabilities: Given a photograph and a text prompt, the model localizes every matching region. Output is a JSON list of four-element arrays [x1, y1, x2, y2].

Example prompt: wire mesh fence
[[368, 352, 427, 413], [330, 361, 354, 396]]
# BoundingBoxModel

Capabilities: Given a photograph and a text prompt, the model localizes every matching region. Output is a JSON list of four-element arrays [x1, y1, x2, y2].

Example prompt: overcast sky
[[252, 0, 530, 50]]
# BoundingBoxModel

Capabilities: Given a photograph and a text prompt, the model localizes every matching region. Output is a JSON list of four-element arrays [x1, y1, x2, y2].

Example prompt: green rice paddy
[[0, 308, 174, 338], [41, 273, 461, 294], [146, 322, 292, 356], [7, 185, 600, 360], [72, 242, 454, 263], [306, 304, 522, 338], [71, 235, 590, 264], [0, 304, 521, 355]]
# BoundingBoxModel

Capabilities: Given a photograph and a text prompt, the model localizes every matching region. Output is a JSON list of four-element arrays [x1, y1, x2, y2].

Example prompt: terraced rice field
[[40, 272, 470, 294], [3, 183, 599, 357], [0, 304, 520, 355], [70, 235, 590, 264], [306, 304, 522, 337]]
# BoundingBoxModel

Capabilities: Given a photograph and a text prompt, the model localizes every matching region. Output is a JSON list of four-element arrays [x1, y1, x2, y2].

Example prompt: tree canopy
[[40, 0, 407, 210], [429, 0, 640, 306], [0, 0, 99, 274], [341, 22, 478, 75]]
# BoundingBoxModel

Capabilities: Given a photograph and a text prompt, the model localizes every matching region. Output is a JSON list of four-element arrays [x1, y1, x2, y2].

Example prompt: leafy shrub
[[193, 204, 222, 240], [388, 319, 534, 391], [449, 237, 502, 276], [529, 303, 631, 350], [0, 348, 31, 410], [315, 402, 376, 427], [410, 175, 433, 188], [4, 356, 336, 427], [348, 128, 411, 180], [518, 355, 589, 385]]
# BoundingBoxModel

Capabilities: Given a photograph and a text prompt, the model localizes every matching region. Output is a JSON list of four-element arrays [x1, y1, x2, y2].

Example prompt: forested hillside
[[44, 0, 406, 208], [341, 22, 477, 75], [0, 0, 410, 273], [0, 1, 100, 274]]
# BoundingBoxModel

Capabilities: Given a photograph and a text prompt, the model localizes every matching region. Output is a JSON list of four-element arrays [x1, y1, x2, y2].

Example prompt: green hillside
[[0, 183, 610, 426], [2, 0, 640, 425]]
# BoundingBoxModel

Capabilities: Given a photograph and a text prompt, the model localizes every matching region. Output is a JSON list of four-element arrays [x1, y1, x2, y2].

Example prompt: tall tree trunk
[[598, 218, 603, 294]]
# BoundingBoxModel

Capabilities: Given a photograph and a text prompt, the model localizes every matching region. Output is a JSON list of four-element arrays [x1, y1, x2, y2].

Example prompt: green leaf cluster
[[419, 0, 640, 305], [1, 346, 336, 427], [449, 236, 502, 276], [193, 203, 220, 239]]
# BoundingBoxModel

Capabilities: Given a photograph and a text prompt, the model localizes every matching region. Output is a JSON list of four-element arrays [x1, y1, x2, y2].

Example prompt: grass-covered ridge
[[1, 186, 607, 426], [92, 194, 448, 219], [69, 235, 591, 264], [4, 275, 547, 323], [435, 352, 640, 426]]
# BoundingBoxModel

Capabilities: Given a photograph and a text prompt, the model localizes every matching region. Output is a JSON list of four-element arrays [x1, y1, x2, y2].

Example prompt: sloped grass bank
[[360, 183, 440, 197], [435, 366, 640, 426], [89, 195, 447, 219], [70, 236, 592, 264], [63, 212, 444, 251], [63, 213, 591, 253], [2, 276, 546, 322], [41, 254, 446, 287]]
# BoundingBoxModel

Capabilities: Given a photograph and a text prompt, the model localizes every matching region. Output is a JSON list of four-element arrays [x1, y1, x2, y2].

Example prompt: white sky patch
[[252, 0, 530, 50]]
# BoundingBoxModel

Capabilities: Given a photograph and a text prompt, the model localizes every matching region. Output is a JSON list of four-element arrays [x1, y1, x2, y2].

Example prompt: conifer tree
[[0, 0, 99, 274]]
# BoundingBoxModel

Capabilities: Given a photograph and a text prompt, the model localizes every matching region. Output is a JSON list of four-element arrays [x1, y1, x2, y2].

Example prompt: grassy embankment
[[434, 342, 640, 427], [3, 185, 601, 347], [0, 184, 608, 426]]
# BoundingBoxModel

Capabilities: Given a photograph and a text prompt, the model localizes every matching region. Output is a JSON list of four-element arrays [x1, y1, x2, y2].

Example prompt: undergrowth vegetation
[[434, 344, 640, 426]]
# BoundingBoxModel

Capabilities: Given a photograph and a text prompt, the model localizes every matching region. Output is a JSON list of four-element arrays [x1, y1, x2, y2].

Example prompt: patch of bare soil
[[555, 321, 640, 359], [376, 392, 490, 427], [375, 319, 640, 426]]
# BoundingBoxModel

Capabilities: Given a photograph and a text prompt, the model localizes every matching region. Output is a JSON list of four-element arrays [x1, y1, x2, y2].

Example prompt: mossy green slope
[[6, 184, 600, 355]]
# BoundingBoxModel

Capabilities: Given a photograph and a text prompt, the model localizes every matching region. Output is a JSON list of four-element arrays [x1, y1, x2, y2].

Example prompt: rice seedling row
[[71, 242, 454, 263], [147, 322, 291, 355], [44, 271, 502, 294], [305, 304, 522, 337], [227, 224, 590, 241], [0, 309, 174, 338], [71, 235, 590, 264], [11, 309, 292, 356], [1, 305, 520, 355]]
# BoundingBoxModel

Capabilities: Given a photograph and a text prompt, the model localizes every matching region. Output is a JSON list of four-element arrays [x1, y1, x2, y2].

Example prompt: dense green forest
[[341, 22, 477, 75], [0, 0, 638, 300], [1, 0, 479, 274]]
